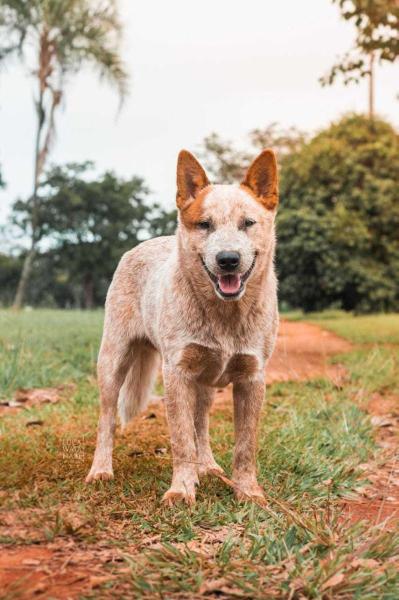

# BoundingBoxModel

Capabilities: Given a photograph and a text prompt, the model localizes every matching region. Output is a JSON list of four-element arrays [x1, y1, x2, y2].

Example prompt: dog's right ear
[[176, 150, 209, 210]]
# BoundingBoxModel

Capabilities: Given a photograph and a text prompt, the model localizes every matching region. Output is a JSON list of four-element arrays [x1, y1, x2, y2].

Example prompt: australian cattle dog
[[86, 149, 279, 504]]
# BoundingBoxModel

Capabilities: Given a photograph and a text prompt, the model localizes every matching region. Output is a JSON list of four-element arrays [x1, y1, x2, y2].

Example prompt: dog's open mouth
[[218, 273, 241, 295], [201, 256, 256, 299]]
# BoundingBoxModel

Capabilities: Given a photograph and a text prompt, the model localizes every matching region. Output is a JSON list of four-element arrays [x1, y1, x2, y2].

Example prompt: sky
[[0, 0, 398, 226]]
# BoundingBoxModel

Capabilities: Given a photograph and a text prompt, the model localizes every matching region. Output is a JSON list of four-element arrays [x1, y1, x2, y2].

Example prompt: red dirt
[[342, 392, 399, 528], [0, 543, 120, 599], [266, 320, 351, 384]]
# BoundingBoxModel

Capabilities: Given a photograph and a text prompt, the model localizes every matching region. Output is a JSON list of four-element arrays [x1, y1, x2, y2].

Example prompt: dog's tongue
[[218, 274, 241, 295]]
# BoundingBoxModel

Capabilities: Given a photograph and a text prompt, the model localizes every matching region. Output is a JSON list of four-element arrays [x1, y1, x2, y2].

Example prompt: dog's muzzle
[[201, 255, 256, 299]]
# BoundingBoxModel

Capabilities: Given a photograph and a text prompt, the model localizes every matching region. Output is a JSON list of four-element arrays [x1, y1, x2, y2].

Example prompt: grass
[[286, 309, 399, 345], [1, 309, 399, 598], [0, 309, 102, 398]]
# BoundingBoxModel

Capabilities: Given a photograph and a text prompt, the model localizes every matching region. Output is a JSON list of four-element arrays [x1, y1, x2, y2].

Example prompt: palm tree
[[0, 0, 128, 308]]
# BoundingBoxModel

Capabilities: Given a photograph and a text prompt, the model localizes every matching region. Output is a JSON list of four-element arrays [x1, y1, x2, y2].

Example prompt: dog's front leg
[[162, 369, 199, 505], [232, 379, 265, 502], [194, 385, 223, 477]]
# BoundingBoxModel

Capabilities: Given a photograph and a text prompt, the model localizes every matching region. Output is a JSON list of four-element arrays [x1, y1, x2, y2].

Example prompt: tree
[[11, 162, 176, 308], [278, 114, 399, 313], [0, 0, 128, 308], [321, 1, 399, 118], [148, 209, 177, 238], [199, 116, 399, 313], [199, 133, 251, 183], [199, 124, 306, 183], [0, 253, 21, 305]]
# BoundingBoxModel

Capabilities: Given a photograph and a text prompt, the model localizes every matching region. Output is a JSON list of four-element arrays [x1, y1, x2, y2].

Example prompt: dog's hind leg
[[194, 385, 223, 477], [118, 341, 159, 428], [86, 333, 132, 483]]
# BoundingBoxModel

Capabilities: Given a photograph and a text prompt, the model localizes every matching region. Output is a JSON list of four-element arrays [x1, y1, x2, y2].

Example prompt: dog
[[86, 149, 279, 504]]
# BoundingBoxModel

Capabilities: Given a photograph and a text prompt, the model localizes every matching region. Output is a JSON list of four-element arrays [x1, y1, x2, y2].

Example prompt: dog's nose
[[216, 251, 240, 271]]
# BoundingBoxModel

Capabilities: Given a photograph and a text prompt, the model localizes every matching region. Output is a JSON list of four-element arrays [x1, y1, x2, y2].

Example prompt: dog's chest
[[178, 343, 259, 386]]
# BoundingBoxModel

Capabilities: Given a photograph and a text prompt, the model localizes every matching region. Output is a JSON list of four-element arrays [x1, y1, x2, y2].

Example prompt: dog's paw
[[233, 481, 266, 504], [85, 469, 114, 483], [162, 488, 196, 506], [198, 461, 224, 478]]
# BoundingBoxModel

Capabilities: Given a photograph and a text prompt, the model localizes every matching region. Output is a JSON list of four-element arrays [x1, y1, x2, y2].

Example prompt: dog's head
[[176, 149, 278, 301]]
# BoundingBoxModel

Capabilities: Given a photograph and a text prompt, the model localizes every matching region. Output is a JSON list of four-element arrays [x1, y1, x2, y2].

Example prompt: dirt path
[[342, 392, 399, 528], [266, 320, 352, 384], [0, 543, 121, 599]]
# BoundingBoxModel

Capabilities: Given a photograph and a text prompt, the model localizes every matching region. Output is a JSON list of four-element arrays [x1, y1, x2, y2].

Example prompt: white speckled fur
[[86, 151, 279, 505]]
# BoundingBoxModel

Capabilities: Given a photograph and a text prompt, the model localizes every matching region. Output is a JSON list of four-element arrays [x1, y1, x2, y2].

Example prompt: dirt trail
[[266, 320, 351, 384], [0, 543, 120, 599], [342, 392, 399, 528]]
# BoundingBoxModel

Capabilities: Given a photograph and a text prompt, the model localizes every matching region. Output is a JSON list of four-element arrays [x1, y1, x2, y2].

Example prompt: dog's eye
[[244, 218, 256, 228], [197, 221, 211, 231]]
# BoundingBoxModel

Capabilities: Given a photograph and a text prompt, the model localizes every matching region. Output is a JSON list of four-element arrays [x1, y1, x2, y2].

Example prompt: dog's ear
[[176, 150, 209, 210], [241, 149, 278, 210]]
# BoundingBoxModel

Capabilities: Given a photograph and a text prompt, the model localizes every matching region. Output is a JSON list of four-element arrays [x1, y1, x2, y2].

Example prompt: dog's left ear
[[176, 150, 209, 210], [241, 149, 278, 210]]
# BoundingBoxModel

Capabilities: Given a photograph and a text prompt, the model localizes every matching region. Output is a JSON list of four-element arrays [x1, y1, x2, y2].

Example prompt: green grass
[[0, 309, 398, 598], [0, 309, 103, 398], [286, 310, 399, 345]]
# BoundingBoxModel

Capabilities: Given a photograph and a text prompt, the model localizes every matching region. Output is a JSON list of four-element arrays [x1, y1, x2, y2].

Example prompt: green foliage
[[291, 310, 399, 345], [0, 253, 21, 305], [322, 0, 399, 85], [0, 0, 128, 97], [0, 0, 129, 307], [200, 114, 399, 313], [278, 114, 399, 313], [10, 163, 177, 308]]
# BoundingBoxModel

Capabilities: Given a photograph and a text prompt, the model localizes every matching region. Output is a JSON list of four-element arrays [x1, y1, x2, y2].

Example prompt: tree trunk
[[368, 52, 375, 120], [12, 86, 45, 309], [13, 245, 36, 309], [83, 274, 94, 310]]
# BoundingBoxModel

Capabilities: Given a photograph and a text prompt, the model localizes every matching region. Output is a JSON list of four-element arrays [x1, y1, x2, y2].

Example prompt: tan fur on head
[[179, 187, 211, 230], [241, 149, 279, 210]]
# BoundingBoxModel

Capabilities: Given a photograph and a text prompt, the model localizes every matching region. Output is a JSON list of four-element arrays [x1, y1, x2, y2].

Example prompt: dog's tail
[[118, 343, 160, 427]]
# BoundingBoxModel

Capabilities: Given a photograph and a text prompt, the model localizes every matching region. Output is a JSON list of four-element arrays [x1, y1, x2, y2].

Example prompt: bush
[[277, 114, 399, 313]]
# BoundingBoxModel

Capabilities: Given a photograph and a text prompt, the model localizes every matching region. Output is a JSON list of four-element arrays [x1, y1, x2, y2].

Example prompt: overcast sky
[[0, 0, 397, 225]]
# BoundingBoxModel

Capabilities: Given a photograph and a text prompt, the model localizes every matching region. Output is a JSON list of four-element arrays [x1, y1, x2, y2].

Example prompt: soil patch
[[0, 542, 121, 599], [342, 393, 399, 528], [266, 320, 351, 384]]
